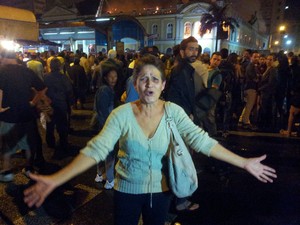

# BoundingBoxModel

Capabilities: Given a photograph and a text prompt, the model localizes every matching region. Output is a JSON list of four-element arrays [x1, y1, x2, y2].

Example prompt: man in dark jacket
[[238, 51, 260, 129], [165, 36, 197, 120], [165, 36, 199, 212], [257, 54, 277, 131], [44, 58, 73, 157], [68, 57, 87, 109]]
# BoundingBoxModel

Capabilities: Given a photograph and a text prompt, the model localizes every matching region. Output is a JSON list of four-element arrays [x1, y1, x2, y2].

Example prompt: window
[[166, 23, 173, 39], [152, 24, 159, 40], [184, 22, 192, 38], [152, 24, 158, 34], [193, 21, 201, 38]]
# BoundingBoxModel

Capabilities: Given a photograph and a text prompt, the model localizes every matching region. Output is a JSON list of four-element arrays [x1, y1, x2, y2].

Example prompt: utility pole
[[95, 0, 104, 17]]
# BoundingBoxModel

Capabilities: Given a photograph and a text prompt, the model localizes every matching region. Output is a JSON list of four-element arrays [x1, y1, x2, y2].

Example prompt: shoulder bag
[[165, 102, 198, 198]]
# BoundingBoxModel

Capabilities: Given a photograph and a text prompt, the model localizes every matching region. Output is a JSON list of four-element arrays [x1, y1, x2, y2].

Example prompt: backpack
[[217, 65, 236, 105], [194, 69, 222, 105]]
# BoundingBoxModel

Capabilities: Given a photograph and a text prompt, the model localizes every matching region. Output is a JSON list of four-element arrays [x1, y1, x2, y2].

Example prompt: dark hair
[[267, 53, 276, 60], [200, 53, 210, 64], [30, 53, 37, 59], [101, 61, 118, 86], [220, 48, 229, 59], [180, 36, 198, 50], [172, 44, 180, 57], [74, 57, 80, 65], [198, 44, 202, 55], [250, 50, 259, 57], [291, 56, 299, 66], [50, 57, 61, 72], [287, 51, 294, 58], [133, 54, 166, 83], [50, 50, 55, 56], [227, 53, 238, 65], [244, 49, 252, 55], [94, 58, 99, 65], [211, 52, 221, 58], [140, 46, 160, 57]]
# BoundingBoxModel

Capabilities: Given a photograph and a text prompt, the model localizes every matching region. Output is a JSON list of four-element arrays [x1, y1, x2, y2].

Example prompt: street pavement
[[0, 95, 299, 225]]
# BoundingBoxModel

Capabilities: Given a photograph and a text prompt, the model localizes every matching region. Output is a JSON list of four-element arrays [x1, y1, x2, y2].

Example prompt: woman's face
[[104, 70, 118, 88], [135, 64, 165, 104]]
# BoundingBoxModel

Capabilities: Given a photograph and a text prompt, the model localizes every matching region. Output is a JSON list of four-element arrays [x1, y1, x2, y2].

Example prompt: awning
[[39, 38, 61, 47], [15, 39, 61, 47], [0, 6, 39, 42]]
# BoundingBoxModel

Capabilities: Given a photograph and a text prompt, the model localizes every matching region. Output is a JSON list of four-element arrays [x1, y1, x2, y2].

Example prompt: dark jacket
[[44, 71, 73, 112], [244, 62, 258, 90], [258, 67, 277, 97], [68, 64, 87, 89], [94, 85, 115, 128], [165, 58, 195, 116]]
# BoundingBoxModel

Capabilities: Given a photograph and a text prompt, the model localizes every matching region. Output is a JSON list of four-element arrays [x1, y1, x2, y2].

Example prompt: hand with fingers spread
[[0, 106, 10, 113], [24, 153, 97, 208], [209, 144, 277, 183], [24, 173, 57, 208], [243, 154, 277, 183]]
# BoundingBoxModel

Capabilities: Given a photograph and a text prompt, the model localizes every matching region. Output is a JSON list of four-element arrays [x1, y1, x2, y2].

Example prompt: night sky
[[75, 0, 179, 15], [284, 0, 300, 21]]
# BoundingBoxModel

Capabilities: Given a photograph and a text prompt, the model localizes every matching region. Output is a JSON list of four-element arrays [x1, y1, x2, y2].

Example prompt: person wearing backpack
[[217, 53, 238, 137], [201, 52, 222, 137]]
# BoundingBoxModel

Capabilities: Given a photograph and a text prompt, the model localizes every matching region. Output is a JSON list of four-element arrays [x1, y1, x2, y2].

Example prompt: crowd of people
[[0, 34, 299, 224], [3, 43, 300, 139]]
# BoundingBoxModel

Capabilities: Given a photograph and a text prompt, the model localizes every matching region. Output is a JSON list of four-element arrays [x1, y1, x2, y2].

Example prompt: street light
[[286, 40, 292, 45], [279, 25, 286, 34]]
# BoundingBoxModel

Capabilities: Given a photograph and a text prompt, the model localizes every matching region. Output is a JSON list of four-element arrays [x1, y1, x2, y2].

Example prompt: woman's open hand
[[24, 173, 57, 208], [0, 106, 10, 113], [244, 154, 277, 183]]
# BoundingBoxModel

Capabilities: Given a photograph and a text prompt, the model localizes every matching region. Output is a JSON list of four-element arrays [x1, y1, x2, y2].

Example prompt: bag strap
[[164, 101, 171, 120], [165, 102, 175, 130], [165, 102, 186, 153]]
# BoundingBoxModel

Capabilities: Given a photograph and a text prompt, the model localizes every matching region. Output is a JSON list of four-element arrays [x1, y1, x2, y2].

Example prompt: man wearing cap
[[0, 51, 46, 182]]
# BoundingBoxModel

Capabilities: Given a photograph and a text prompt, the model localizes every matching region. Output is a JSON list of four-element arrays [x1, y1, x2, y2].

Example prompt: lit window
[[193, 21, 201, 38], [184, 22, 192, 38]]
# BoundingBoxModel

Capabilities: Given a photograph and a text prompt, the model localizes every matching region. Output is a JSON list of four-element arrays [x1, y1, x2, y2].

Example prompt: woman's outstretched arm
[[24, 153, 97, 207], [209, 143, 277, 183]]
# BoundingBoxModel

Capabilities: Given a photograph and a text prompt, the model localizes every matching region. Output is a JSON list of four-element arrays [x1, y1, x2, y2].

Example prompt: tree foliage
[[199, 3, 239, 39]]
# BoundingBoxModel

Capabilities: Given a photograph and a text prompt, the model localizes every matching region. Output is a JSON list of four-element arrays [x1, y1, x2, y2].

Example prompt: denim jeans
[[114, 190, 172, 225]]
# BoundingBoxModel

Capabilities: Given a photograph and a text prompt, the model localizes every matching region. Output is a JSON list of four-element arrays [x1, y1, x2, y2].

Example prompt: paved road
[[1, 97, 299, 225]]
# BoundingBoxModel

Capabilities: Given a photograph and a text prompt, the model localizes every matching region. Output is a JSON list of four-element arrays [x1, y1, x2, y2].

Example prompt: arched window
[[167, 23, 173, 39], [193, 21, 201, 38], [152, 24, 158, 34], [184, 22, 192, 38], [152, 24, 159, 40]]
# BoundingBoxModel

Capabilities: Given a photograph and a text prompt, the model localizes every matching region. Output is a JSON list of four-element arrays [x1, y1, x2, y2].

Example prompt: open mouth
[[145, 91, 154, 96]]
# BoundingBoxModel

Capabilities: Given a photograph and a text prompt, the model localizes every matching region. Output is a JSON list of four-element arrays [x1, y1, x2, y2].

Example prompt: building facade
[[1, 0, 275, 55]]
